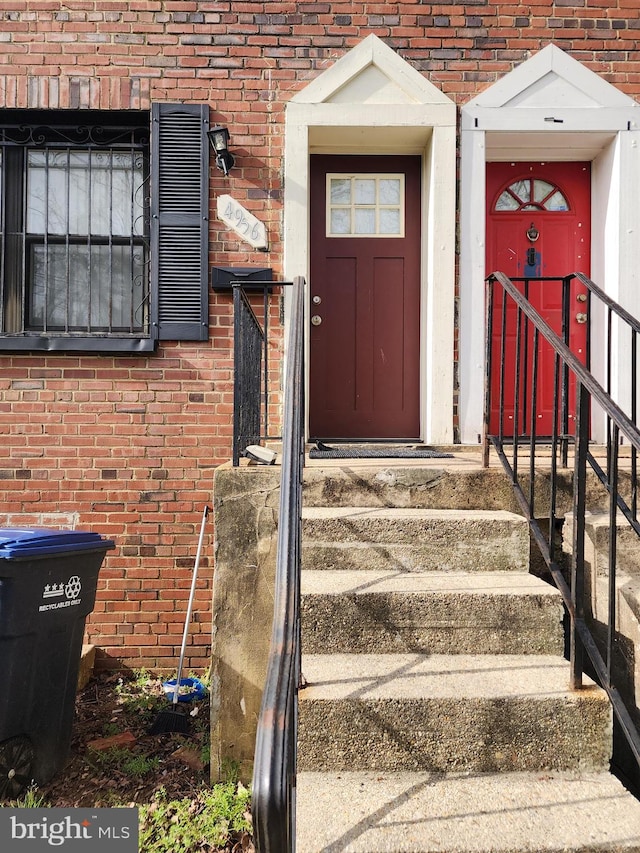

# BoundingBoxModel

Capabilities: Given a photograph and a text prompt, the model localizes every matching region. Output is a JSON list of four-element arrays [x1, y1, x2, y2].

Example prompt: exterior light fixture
[[208, 125, 235, 176]]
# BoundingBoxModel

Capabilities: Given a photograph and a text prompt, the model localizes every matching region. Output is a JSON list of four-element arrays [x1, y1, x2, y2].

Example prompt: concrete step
[[302, 465, 526, 512], [564, 510, 640, 579], [298, 654, 611, 773], [302, 507, 530, 573], [301, 571, 564, 655], [296, 770, 640, 852]]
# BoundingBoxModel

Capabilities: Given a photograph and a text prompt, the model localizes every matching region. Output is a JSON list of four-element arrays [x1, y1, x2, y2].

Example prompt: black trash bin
[[0, 527, 114, 799]]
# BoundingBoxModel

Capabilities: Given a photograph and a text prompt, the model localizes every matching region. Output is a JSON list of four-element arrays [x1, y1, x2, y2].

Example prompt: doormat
[[309, 442, 453, 460]]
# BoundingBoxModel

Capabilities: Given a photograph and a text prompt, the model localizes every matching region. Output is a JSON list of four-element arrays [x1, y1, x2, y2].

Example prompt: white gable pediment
[[463, 44, 638, 131], [291, 33, 453, 107], [504, 71, 602, 109]]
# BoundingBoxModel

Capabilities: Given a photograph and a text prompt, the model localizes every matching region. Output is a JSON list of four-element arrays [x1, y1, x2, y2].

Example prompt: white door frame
[[460, 44, 640, 444], [283, 34, 457, 444]]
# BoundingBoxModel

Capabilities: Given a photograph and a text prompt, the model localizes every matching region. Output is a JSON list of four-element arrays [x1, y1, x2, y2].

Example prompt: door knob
[[311, 315, 322, 326], [576, 313, 588, 324]]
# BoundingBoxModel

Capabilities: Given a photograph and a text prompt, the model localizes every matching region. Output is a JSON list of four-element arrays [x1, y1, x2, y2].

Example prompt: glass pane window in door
[[511, 180, 530, 204], [379, 178, 401, 205], [495, 193, 519, 211], [533, 180, 554, 204], [327, 174, 404, 237], [354, 208, 375, 234], [495, 177, 570, 212], [544, 190, 569, 211], [330, 178, 351, 205], [354, 178, 376, 205], [330, 208, 351, 234], [380, 208, 401, 234]]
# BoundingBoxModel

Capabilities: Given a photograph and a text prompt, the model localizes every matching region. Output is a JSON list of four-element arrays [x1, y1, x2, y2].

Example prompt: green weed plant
[[139, 783, 252, 853]]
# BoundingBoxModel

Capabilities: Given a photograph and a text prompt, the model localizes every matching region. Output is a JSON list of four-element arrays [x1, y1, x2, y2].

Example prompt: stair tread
[[301, 570, 561, 596], [296, 770, 640, 852], [300, 653, 603, 701]]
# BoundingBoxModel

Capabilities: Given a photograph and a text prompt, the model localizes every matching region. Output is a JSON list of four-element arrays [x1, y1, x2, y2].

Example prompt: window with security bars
[[0, 104, 209, 352]]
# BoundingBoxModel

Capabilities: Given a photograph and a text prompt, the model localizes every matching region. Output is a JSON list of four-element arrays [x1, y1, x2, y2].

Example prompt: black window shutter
[[151, 103, 209, 341]]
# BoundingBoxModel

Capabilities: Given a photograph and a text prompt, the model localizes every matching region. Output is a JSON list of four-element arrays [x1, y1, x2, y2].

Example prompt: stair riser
[[302, 519, 529, 573], [298, 697, 611, 773], [302, 468, 527, 511], [302, 541, 528, 573], [301, 593, 564, 654]]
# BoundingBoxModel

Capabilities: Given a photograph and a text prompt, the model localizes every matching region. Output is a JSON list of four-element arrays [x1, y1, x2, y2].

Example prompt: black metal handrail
[[485, 270, 640, 772], [252, 275, 305, 853]]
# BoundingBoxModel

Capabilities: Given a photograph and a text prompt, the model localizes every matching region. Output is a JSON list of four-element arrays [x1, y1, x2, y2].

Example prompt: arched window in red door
[[495, 178, 569, 212]]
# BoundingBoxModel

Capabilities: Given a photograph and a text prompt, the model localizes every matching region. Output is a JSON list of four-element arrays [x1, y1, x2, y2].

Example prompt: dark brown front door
[[309, 155, 421, 440]]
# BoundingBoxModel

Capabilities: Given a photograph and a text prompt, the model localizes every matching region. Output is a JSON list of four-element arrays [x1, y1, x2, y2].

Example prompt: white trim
[[284, 34, 456, 443], [464, 44, 636, 113], [459, 129, 487, 446], [460, 44, 640, 445], [292, 33, 454, 107]]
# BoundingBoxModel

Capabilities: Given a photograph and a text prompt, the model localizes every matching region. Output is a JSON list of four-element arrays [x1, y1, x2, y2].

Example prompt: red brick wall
[[0, 0, 639, 671]]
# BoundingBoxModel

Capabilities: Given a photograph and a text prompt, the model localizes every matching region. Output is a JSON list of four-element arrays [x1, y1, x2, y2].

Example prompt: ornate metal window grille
[[0, 111, 150, 344]]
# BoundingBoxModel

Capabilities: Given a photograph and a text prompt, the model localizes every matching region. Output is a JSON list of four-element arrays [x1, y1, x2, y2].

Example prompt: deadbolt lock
[[576, 293, 587, 303], [311, 315, 322, 326], [312, 295, 322, 304]]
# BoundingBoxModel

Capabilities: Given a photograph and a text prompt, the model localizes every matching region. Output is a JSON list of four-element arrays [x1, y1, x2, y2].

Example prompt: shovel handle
[[172, 504, 210, 705]]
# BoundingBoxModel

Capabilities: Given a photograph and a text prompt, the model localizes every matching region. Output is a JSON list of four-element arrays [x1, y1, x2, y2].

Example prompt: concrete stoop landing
[[296, 770, 640, 853], [296, 463, 640, 853]]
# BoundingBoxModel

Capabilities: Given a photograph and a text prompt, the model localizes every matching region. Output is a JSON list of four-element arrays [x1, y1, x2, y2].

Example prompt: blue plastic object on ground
[[162, 677, 208, 703]]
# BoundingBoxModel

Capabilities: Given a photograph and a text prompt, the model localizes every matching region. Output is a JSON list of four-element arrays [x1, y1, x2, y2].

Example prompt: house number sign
[[217, 194, 269, 251]]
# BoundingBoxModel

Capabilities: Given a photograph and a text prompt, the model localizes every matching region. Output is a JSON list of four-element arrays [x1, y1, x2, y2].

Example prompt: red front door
[[486, 162, 591, 435], [309, 155, 421, 440]]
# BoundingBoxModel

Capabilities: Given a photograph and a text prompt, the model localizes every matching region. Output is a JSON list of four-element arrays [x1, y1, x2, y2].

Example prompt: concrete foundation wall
[[209, 463, 281, 782]]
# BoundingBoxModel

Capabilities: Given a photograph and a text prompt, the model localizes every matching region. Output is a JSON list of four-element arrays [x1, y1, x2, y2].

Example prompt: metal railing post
[[570, 380, 589, 691], [607, 424, 620, 689], [483, 277, 494, 468]]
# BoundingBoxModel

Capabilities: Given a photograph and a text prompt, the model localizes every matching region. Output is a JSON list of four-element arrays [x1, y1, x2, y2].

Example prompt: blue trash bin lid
[[0, 528, 115, 559]]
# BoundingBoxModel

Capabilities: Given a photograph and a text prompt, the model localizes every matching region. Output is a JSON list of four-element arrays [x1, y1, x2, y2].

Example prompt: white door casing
[[284, 34, 457, 444], [460, 44, 640, 444]]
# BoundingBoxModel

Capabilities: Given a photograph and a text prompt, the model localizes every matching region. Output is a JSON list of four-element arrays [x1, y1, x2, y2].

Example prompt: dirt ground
[[39, 669, 214, 807]]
